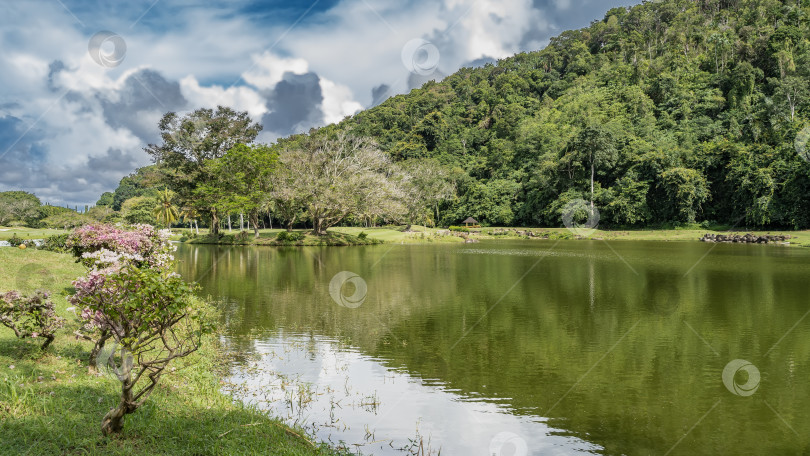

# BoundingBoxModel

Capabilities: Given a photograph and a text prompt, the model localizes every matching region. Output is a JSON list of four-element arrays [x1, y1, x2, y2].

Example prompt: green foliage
[[121, 196, 158, 225], [197, 143, 278, 235], [0, 191, 43, 227], [276, 231, 306, 242], [145, 107, 263, 235], [7, 234, 25, 247], [332, 0, 810, 228], [448, 226, 469, 232], [152, 189, 179, 227], [95, 191, 114, 207], [39, 233, 70, 253], [0, 290, 65, 351], [108, 166, 163, 211], [41, 211, 91, 230]]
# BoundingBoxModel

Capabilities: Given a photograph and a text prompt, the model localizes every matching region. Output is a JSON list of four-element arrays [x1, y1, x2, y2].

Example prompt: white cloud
[[180, 75, 267, 119], [243, 51, 310, 90], [319, 78, 363, 124]]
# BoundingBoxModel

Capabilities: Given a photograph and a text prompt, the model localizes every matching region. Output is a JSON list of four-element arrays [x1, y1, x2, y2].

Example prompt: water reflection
[[223, 331, 601, 455], [176, 240, 810, 455]]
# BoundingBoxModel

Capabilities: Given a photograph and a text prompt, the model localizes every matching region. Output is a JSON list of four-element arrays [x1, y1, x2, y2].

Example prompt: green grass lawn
[[0, 248, 350, 455], [0, 227, 68, 241]]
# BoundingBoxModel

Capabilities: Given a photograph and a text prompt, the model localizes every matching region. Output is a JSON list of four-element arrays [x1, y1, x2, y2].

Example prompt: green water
[[175, 240, 810, 455]]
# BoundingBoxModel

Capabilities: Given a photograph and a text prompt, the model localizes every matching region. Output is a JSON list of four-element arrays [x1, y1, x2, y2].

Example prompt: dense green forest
[[333, 0, 810, 228], [85, 0, 810, 231]]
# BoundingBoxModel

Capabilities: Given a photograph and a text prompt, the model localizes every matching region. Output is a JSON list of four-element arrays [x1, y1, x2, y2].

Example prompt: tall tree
[[152, 189, 179, 229], [573, 124, 618, 210], [279, 132, 398, 235], [145, 107, 262, 235], [199, 144, 278, 238]]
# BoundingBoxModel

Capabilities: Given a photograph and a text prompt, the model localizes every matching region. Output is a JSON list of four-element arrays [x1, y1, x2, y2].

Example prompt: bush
[[39, 233, 70, 253], [7, 233, 24, 247], [66, 223, 174, 269], [71, 264, 212, 435], [276, 231, 305, 242], [448, 226, 469, 232], [0, 290, 65, 351], [358, 231, 368, 240], [68, 223, 212, 436]]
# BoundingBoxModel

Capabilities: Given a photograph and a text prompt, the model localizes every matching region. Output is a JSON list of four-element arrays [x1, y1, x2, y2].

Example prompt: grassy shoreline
[[0, 248, 349, 455], [4, 225, 810, 247]]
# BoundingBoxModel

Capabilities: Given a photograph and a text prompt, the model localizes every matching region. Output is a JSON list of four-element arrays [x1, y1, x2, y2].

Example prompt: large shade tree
[[198, 144, 278, 238], [278, 131, 399, 235], [145, 107, 262, 234]]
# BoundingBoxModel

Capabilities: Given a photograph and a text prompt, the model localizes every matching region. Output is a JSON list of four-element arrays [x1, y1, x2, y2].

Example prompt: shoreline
[[4, 225, 810, 247]]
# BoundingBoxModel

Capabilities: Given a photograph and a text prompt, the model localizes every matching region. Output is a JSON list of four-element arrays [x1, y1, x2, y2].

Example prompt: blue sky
[[0, 0, 633, 206]]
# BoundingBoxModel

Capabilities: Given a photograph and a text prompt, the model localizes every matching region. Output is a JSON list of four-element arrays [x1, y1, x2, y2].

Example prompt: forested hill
[[329, 0, 810, 229]]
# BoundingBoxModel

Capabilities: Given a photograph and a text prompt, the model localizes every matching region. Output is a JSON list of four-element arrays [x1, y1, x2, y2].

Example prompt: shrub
[[448, 226, 469, 232], [66, 223, 174, 270], [276, 231, 305, 242], [39, 233, 70, 253], [358, 231, 368, 240], [7, 234, 25, 247], [0, 291, 65, 351], [71, 265, 212, 435], [67, 223, 210, 436]]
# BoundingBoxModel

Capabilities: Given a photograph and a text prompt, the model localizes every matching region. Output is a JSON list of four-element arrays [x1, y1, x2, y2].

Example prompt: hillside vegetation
[[322, 0, 810, 229]]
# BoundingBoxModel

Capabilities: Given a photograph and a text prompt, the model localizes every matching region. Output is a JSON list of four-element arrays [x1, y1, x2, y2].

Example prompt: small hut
[[462, 217, 479, 228]]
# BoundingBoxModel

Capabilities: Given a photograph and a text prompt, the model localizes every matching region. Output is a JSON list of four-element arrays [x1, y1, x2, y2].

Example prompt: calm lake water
[[175, 240, 810, 455]]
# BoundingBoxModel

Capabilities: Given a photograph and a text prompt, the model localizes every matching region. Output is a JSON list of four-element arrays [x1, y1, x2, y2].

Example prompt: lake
[[175, 239, 810, 455]]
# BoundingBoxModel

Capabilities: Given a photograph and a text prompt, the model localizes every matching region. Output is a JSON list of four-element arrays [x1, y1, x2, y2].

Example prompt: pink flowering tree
[[0, 291, 65, 351], [66, 223, 175, 270], [68, 224, 176, 364], [67, 223, 212, 435]]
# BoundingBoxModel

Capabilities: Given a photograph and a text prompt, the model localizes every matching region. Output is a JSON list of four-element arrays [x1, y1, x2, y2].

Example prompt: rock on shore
[[699, 233, 791, 244]]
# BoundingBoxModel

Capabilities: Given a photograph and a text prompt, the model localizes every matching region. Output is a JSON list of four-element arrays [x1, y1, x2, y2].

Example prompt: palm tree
[[152, 189, 179, 229], [179, 205, 200, 234]]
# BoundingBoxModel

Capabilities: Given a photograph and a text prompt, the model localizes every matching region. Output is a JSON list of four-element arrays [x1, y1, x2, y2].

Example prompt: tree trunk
[[40, 335, 55, 351], [210, 210, 220, 235], [227, 215, 232, 232], [88, 331, 111, 369], [240, 213, 244, 231], [101, 381, 136, 436], [250, 211, 260, 238], [194, 220, 199, 235], [590, 161, 595, 210]]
